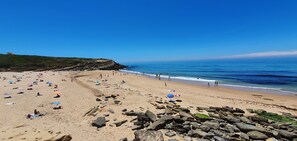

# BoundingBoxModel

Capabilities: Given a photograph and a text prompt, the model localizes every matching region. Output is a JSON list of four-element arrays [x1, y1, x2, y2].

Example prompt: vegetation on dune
[[0, 53, 124, 71]]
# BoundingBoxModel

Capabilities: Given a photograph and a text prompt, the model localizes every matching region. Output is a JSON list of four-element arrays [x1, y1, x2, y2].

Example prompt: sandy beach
[[1, 70, 297, 141]]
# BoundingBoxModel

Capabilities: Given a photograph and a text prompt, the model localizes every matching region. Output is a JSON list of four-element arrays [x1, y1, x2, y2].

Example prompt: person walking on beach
[[165, 82, 167, 87], [208, 82, 210, 87]]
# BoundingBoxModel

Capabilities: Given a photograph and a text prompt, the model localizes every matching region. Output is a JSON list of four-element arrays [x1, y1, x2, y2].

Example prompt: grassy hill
[[0, 54, 125, 72]]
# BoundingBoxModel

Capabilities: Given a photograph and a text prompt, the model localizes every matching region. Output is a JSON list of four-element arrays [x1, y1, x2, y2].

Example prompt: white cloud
[[222, 50, 297, 59]]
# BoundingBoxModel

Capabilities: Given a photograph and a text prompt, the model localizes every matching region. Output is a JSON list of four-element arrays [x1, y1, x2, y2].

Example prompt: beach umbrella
[[167, 94, 174, 98], [8, 80, 13, 84], [51, 101, 61, 105]]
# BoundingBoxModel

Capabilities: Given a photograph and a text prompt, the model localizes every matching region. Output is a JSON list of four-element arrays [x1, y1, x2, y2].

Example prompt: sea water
[[121, 57, 297, 95]]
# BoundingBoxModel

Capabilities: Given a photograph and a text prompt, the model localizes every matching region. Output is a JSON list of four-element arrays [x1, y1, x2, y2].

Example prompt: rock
[[249, 116, 268, 123], [255, 109, 266, 115], [184, 136, 192, 141], [119, 138, 128, 141], [156, 105, 166, 109], [235, 123, 266, 132], [148, 116, 174, 130], [240, 117, 251, 123], [179, 111, 193, 119], [208, 113, 220, 118], [165, 108, 174, 115], [234, 108, 245, 113], [266, 137, 278, 141], [114, 100, 121, 104], [131, 125, 143, 130], [278, 130, 297, 140], [190, 122, 200, 129], [124, 111, 143, 116], [202, 121, 219, 130], [55, 135, 72, 141], [247, 131, 268, 140], [199, 125, 210, 132], [145, 110, 157, 122], [168, 139, 179, 141], [92, 117, 106, 128], [246, 109, 254, 113], [165, 131, 176, 137], [194, 139, 210, 141], [114, 120, 128, 127], [108, 109, 115, 114], [213, 136, 225, 141], [134, 130, 164, 141], [231, 132, 249, 140], [187, 129, 207, 138]]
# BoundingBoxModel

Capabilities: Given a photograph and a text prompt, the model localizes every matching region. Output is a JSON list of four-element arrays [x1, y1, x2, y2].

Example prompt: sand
[[0, 70, 297, 141]]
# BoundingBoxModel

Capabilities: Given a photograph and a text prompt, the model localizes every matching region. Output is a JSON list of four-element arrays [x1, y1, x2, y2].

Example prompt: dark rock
[[114, 120, 128, 127], [156, 105, 166, 109], [124, 111, 143, 116], [200, 125, 211, 132], [114, 100, 121, 105], [234, 108, 245, 113], [168, 139, 179, 141], [92, 117, 106, 128], [235, 123, 266, 132], [165, 131, 176, 137], [184, 136, 192, 141], [55, 135, 72, 141], [119, 138, 128, 141], [202, 121, 220, 130], [213, 136, 226, 141], [148, 116, 174, 130], [247, 131, 268, 140], [165, 108, 174, 115], [145, 110, 157, 122], [249, 116, 268, 123], [255, 109, 266, 115], [108, 109, 115, 114], [278, 130, 297, 140], [134, 130, 164, 141], [131, 125, 143, 130]]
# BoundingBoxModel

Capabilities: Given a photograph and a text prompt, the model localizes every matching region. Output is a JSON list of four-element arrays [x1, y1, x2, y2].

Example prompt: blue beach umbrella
[[167, 94, 174, 98], [51, 101, 61, 105]]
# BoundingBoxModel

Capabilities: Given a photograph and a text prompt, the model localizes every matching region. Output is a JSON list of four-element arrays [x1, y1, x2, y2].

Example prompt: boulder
[[145, 110, 157, 122], [147, 116, 174, 130], [92, 117, 106, 128], [114, 120, 128, 127], [247, 131, 268, 140], [134, 130, 164, 141], [235, 123, 266, 132], [202, 121, 220, 130], [278, 130, 297, 140]]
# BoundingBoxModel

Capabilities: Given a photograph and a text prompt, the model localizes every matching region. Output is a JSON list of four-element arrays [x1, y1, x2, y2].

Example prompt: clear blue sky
[[1, 0, 297, 62]]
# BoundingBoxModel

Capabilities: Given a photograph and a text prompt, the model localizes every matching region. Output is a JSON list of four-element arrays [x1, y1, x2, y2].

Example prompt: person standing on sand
[[165, 82, 167, 87], [208, 82, 210, 87]]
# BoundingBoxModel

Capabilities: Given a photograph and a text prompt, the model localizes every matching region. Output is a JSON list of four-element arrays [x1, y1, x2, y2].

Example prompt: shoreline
[[119, 69, 297, 96]]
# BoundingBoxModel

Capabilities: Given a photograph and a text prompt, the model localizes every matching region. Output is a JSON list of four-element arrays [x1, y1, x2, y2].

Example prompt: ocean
[[121, 57, 297, 95]]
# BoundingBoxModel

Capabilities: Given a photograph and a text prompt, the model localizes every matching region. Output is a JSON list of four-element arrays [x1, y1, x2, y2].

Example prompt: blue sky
[[0, 0, 297, 62]]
